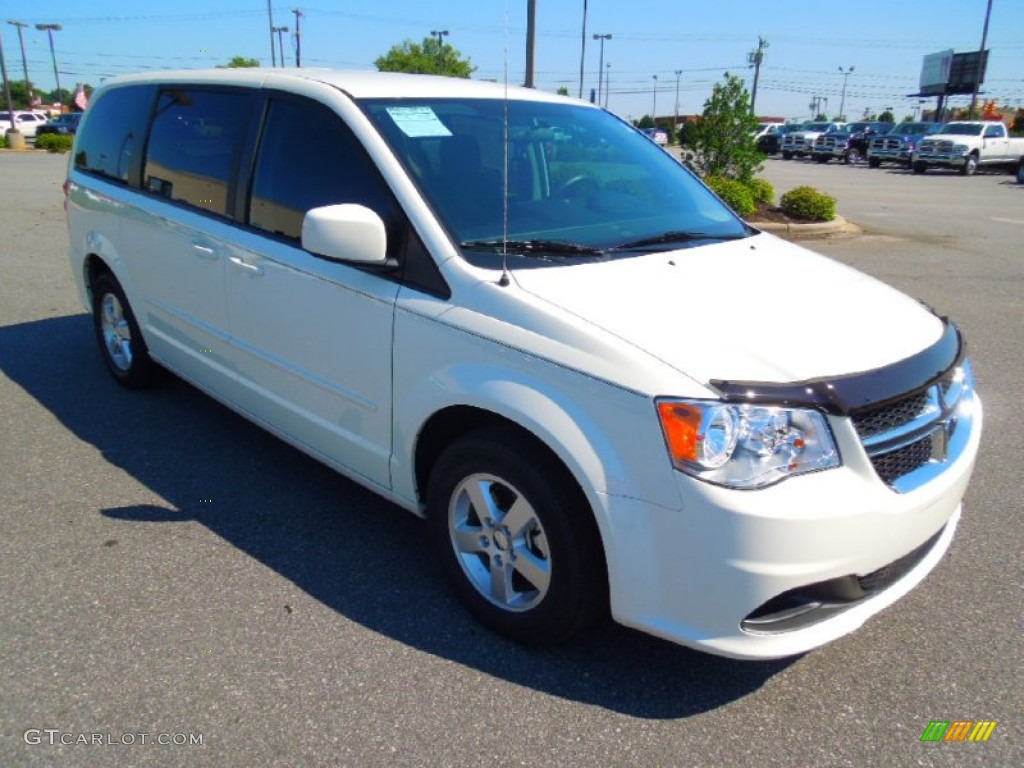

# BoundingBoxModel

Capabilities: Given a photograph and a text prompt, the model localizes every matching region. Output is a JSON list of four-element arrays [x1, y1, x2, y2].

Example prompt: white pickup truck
[[913, 121, 1024, 175]]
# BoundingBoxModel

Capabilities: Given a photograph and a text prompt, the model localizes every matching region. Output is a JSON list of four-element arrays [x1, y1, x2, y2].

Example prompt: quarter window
[[143, 89, 254, 217], [74, 85, 156, 184]]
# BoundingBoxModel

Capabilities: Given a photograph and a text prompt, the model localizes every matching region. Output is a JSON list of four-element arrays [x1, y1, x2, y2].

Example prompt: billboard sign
[[919, 49, 953, 96]]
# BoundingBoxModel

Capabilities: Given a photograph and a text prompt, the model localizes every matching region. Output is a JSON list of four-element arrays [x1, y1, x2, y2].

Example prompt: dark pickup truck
[[811, 122, 894, 164], [866, 122, 940, 169]]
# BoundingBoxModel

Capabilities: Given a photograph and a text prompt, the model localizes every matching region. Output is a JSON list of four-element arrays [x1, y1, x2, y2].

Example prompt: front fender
[[390, 309, 680, 516]]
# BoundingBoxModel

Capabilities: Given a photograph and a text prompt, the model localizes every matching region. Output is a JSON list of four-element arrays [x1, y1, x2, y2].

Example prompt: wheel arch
[[414, 403, 612, 593]]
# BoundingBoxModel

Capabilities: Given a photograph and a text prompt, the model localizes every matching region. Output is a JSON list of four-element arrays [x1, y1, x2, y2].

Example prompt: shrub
[[780, 185, 836, 222], [704, 175, 756, 218], [0, 134, 6, 149], [35, 134, 73, 154], [744, 177, 774, 206]]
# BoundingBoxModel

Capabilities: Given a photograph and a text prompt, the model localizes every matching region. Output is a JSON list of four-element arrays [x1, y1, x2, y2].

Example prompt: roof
[[96, 68, 576, 105]]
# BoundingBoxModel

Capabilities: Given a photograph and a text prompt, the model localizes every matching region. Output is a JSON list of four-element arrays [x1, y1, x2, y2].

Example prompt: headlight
[[656, 399, 840, 489], [953, 143, 969, 154]]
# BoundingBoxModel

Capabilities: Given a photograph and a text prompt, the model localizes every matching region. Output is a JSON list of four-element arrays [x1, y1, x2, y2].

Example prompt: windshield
[[899, 123, 934, 135], [805, 122, 834, 132], [360, 98, 749, 254], [936, 123, 983, 136]]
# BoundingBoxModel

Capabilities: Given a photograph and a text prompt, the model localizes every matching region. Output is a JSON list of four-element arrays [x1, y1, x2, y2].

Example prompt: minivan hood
[[511, 233, 943, 386]]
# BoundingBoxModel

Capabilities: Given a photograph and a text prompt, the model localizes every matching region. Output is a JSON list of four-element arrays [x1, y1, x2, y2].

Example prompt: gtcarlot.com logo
[[23, 729, 203, 747], [920, 720, 997, 742]]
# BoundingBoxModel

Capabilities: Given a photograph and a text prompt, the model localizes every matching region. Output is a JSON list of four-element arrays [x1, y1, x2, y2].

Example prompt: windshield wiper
[[459, 239, 605, 257], [610, 230, 750, 251]]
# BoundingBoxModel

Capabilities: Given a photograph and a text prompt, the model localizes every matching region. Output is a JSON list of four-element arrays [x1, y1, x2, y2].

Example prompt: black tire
[[844, 148, 861, 165], [912, 162, 927, 174], [781, 151, 792, 160], [961, 154, 978, 176], [868, 157, 881, 168], [815, 155, 829, 164], [91, 272, 159, 388], [1016, 160, 1024, 184], [427, 427, 606, 645]]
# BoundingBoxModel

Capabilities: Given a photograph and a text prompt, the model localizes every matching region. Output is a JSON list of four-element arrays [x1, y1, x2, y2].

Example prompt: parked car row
[[760, 119, 1024, 178], [2, 110, 83, 140]]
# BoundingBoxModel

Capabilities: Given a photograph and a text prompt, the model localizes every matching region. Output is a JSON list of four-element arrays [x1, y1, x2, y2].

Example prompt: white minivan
[[66, 69, 981, 659]]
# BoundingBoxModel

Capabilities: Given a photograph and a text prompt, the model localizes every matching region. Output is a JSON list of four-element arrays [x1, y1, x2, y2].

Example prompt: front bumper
[[914, 151, 969, 169], [597, 384, 982, 660]]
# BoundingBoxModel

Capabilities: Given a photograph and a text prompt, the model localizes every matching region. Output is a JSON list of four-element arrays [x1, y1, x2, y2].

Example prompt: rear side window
[[143, 89, 254, 217], [74, 85, 156, 184], [248, 97, 396, 241]]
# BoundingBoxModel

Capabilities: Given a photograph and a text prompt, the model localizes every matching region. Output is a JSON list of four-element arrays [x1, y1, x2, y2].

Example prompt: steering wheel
[[553, 174, 599, 200]]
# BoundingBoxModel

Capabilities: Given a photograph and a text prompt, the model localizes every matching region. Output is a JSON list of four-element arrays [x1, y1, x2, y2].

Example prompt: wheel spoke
[[452, 523, 485, 555], [512, 548, 550, 594], [501, 495, 535, 538], [464, 478, 497, 524], [489, 556, 514, 604]]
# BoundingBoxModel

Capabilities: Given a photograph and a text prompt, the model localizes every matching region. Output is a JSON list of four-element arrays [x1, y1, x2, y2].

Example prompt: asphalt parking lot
[[1, 150, 1021, 767]]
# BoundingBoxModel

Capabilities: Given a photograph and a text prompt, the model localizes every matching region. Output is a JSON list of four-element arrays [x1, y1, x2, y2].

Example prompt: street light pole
[[593, 33, 611, 106], [6, 21, 32, 104], [35, 24, 62, 106], [604, 62, 611, 108], [273, 27, 289, 67], [430, 30, 449, 74], [838, 65, 854, 121]]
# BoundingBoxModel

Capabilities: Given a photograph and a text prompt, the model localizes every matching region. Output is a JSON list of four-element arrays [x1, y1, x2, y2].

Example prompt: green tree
[[634, 114, 655, 129], [3, 80, 36, 109], [877, 109, 895, 123], [374, 37, 475, 78], [687, 72, 762, 181], [221, 56, 260, 68], [556, 86, 570, 96]]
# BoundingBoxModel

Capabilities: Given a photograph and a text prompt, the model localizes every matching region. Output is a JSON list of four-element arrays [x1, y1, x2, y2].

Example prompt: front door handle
[[191, 241, 219, 260], [228, 255, 264, 276]]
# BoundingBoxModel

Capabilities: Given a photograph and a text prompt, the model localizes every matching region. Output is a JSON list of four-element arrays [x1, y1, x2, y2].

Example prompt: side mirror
[[301, 204, 387, 265]]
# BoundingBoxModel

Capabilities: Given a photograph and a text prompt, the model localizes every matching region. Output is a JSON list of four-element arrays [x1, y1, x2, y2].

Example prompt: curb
[[749, 215, 861, 238]]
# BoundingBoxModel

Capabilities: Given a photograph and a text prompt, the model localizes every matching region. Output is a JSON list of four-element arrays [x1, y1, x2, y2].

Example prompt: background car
[[642, 127, 669, 145], [35, 112, 82, 137], [757, 123, 805, 155], [0, 111, 48, 138]]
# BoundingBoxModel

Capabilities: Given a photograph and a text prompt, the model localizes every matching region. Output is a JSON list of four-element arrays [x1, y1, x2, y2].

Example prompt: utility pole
[[747, 36, 768, 116], [838, 65, 854, 121], [35, 24, 62, 106], [267, 1, 276, 67], [593, 33, 611, 106], [652, 74, 658, 124], [430, 30, 449, 74], [604, 62, 611, 108], [6, 20, 32, 104], [578, 0, 588, 98], [273, 27, 289, 67], [292, 8, 303, 68], [525, 0, 536, 87], [968, 0, 993, 119], [673, 69, 682, 134]]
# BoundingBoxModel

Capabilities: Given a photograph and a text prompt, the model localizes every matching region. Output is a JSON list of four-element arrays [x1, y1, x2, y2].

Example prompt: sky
[[2, 1, 1022, 122]]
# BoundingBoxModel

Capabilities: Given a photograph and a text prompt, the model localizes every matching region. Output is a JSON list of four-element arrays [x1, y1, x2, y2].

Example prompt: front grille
[[870, 435, 935, 485], [851, 390, 930, 438], [850, 366, 966, 492], [921, 139, 953, 153]]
